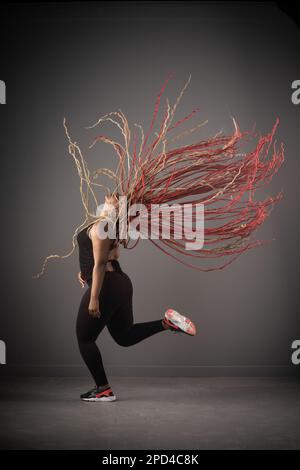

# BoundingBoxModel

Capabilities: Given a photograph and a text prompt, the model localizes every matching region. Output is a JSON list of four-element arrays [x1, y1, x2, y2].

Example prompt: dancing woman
[[75, 193, 196, 402]]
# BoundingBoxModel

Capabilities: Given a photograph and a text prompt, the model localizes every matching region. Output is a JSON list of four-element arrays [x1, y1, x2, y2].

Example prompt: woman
[[76, 193, 197, 402]]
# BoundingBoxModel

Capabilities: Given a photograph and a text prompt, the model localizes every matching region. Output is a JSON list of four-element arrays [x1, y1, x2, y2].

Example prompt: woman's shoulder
[[88, 222, 119, 248]]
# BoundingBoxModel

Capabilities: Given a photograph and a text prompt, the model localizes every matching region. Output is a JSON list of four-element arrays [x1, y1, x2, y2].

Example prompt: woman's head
[[102, 190, 133, 248]]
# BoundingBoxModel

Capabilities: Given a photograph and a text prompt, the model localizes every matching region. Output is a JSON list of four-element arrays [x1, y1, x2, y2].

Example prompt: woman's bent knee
[[113, 335, 131, 347]]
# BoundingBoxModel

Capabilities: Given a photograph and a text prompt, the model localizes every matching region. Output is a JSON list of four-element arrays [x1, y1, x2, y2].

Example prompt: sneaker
[[80, 385, 116, 402], [163, 309, 196, 336]]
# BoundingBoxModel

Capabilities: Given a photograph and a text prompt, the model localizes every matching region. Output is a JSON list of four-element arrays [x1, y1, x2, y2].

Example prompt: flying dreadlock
[[32, 72, 284, 278]]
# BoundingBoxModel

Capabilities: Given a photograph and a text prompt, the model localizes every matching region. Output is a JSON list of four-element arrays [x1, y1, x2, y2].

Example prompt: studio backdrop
[[0, 1, 299, 378]]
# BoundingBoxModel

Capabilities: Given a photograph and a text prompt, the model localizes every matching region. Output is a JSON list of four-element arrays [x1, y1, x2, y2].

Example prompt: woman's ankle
[[97, 383, 110, 390]]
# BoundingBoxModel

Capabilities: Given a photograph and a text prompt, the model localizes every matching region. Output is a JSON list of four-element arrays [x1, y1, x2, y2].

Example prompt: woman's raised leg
[[107, 292, 167, 347]]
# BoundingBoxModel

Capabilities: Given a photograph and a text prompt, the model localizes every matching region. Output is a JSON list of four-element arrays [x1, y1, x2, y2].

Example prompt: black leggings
[[76, 263, 166, 386]]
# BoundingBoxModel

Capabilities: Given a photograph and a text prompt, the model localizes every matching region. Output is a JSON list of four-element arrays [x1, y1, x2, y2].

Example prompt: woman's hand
[[78, 271, 86, 288], [88, 297, 101, 318]]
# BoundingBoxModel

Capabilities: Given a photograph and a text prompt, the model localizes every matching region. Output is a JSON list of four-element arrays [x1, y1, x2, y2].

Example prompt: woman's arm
[[88, 222, 112, 317]]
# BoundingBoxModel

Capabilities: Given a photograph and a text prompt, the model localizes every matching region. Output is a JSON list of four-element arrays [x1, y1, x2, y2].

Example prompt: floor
[[0, 376, 300, 450]]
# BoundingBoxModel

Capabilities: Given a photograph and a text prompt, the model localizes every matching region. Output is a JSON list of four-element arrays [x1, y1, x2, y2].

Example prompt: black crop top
[[76, 222, 119, 283]]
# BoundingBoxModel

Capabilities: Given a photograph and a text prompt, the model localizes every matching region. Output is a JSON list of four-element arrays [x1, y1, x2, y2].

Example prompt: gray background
[[0, 1, 299, 377]]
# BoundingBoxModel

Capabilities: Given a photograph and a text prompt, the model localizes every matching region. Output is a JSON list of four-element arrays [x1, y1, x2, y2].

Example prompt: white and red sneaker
[[80, 385, 116, 402], [163, 309, 196, 336]]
